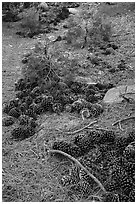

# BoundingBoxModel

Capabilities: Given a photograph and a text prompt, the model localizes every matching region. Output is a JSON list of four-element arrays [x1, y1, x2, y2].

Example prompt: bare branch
[[112, 116, 135, 126], [65, 120, 98, 135], [48, 149, 106, 193]]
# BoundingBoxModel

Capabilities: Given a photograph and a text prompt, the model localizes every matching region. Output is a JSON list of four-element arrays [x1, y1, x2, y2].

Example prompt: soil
[[2, 3, 135, 202]]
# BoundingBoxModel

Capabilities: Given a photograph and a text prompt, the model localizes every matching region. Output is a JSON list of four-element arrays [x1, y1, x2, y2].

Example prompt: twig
[[112, 116, 135, 126], [87, 126, 109, 132], [118, 121, 124, 131], [48, 149, 106, 193], [65, 120, 98, 135]]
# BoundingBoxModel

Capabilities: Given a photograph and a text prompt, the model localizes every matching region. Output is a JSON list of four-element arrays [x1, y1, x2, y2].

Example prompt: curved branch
[[48, 149, 106, 193], [65, 120, 98, 135], [112, 116, 135, 126]]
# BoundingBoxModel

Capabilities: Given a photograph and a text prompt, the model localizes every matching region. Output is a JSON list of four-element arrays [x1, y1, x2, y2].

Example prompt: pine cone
[[70, 82, 83, 94], [20, 102, 28, 113], [129, 187, 135, 202], [18, 114, 30, 126], [15, 90, 27, 99], [86, 94, 98, 103], [29, 118, 37, 128], [30, 86, 41, 98], [68, 144, 83, 158], [33, 104, 44, 115], [69, 180, 92, 199], [2, 116, 15, 126], [123, 143, 135, 161], [11, 126, 35, 141], [8, 107, 21, 118], [79, 169, 95, 186], [99, 130, 116, 144], [25, 109, 37, 120], [102, 192, 119, 202], [52, 103, 63, 114], [25, 96, 33, 106], [60, 175, 73, 187], [64, 104, 72, 113], [52, 140, 82, 158], [14, 78, 26, 91], [41, 95, 53, 111], [123, 161, 135, 180], [85, 88, 97, 96], [72, 99, 84, 113], [3, 102, 15, 114], [34, 95, 43, 104], [115, 136, 134, 155], [9, 98, 20, 107]]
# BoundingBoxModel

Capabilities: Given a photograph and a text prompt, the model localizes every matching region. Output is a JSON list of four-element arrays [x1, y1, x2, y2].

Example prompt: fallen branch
[[48, 149, 106, 193], [112, 116, 135, 126], [65, 120, 98, 135]]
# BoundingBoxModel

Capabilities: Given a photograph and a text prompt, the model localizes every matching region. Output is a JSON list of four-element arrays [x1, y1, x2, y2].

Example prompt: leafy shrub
[[88, 16, 112, 47], [20, 7, 41, 35], [65, 8, 112, 48], [21, 41, 61, 89], [22, 42, 48, 82]]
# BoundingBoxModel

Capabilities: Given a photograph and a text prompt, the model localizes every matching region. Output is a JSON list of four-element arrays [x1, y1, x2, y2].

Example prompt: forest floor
[[2, 2, 135, 202]]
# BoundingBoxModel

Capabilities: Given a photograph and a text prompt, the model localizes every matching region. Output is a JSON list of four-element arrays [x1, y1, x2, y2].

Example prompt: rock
[[102, 47, 115, 55], [103, 84, 135, 104], [68, 8, 79, 14], [75, 76, 96, 85], [38, 2, 48, 11]]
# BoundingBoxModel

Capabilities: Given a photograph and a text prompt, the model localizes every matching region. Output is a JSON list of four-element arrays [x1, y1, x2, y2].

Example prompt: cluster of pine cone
[[52, 130, 135, 202], [3, 75, 113, 140]]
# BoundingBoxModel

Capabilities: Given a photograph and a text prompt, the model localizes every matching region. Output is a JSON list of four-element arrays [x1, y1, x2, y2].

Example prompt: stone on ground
[[103, 84, 135, 104]]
